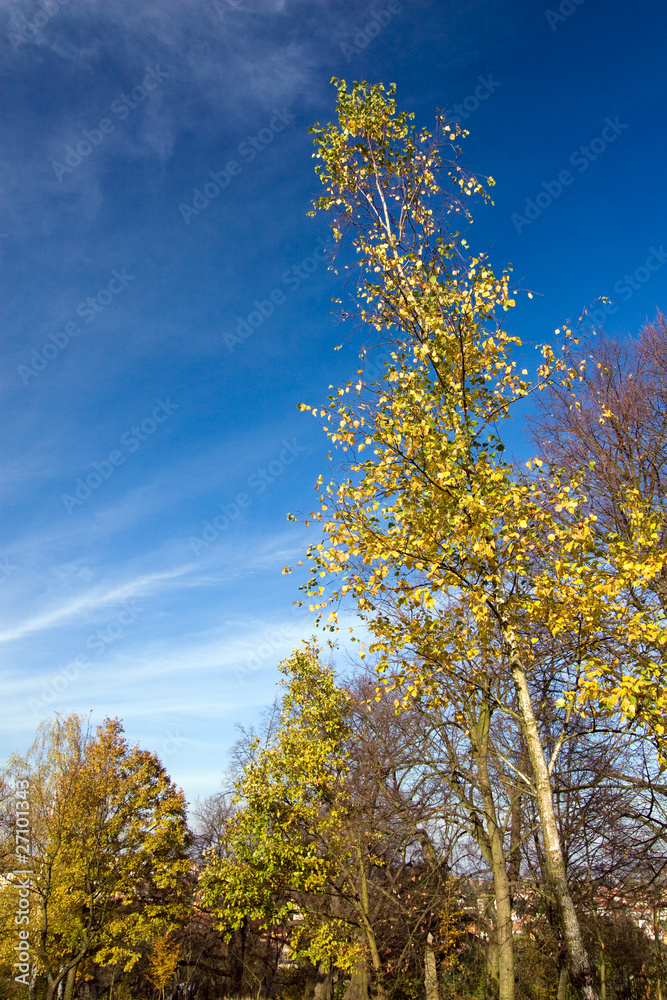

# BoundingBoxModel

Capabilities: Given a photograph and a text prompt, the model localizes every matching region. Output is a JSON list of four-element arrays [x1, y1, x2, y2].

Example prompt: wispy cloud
[[0, 565, 193, 643]]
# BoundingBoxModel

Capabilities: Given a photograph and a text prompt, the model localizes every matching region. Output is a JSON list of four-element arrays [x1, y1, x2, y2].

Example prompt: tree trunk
[[344, 952, 369, 1000], [230, 917, 247, 995], [63, 962, 79, 1000], [655, 907, 664, 1000], [509, 656, 599, 1000], [356, 849, 385, 1000], [476, 685, 515, 1000], [485, 916, 499, 1000], [508, 791, 522, 899], [45, 968, 66, 1000], [314, 971, 333, 1000], [558, 963, 568, 1000], [313, 961, 333, 1000], [425, 932, 439, 1000]]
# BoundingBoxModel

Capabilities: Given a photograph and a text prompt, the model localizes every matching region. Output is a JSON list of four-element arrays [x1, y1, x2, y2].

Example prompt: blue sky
[[1, 0, 666, 806]]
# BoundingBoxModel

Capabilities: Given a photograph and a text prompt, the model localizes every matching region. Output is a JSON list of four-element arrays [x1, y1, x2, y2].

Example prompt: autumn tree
[[530, 311, 667, 737], [531, 311, 667, 545], [201, 644, 461, 1000], [288, 79, 667, 1000], [200, 645, 361, 990], [0, 714, 192, 1000]]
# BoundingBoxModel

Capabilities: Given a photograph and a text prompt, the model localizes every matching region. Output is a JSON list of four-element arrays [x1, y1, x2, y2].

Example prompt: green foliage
[[200, 644, 362, 969]]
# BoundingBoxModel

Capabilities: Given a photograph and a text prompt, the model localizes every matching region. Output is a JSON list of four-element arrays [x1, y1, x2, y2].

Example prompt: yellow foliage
[[288, 78, 667, 764]]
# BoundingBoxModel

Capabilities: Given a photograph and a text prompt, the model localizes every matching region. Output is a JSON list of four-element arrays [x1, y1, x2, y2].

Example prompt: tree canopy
[[0, 715, 191, 1000]]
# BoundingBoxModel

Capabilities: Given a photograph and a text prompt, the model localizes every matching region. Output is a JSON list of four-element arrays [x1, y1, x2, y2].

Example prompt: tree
[[407, 659, 525, 997], [531, 311, 667, 548], [191, 790, 235, 861], [531, 311, 667, 737], [201, 645, 363, 986], [0, 714, 191, 1000], [146, 932, 181, 998], [201, 645, 461, 1000], [288, 78, 667, 1000]]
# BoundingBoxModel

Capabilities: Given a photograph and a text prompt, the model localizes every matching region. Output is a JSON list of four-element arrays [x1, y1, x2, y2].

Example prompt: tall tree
[[289, 78, 667, 999], [0, 714, 191, 1000]]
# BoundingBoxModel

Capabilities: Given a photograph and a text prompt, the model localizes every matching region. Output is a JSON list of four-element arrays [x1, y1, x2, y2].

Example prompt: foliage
[[147, 932, 181, 992], [0, 714, 191, 1000], [531, 312, 667, 749], [200, 644, 361, 970], [289, 78, 667, 761]]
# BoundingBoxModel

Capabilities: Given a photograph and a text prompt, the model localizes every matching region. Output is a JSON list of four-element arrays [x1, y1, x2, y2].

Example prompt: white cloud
[[0, 565, 194, 643]]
